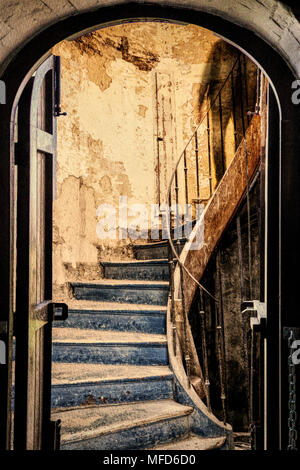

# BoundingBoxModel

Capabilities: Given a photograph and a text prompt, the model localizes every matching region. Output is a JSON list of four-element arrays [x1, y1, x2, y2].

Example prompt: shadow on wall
[[198, 41, 255, 185]]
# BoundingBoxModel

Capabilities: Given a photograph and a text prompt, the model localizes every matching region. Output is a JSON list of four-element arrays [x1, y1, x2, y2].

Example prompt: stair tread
[[53, 328, 167, 344], [66, 300, 167, 312], [71, 279, 169, 286], [52, 399, 193, 445], [148, 433, 226, 450], [101, 259, 168, 265], [52, 363, 172, 385], [133, 239, 186, 248]]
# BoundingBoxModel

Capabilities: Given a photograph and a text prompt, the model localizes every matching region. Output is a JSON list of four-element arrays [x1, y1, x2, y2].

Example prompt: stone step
[[57, 300, 166, 334], [52, 328, 168, 365], [133, 239, 186, 260], [52, 399, 193, 450], [148, 433, 226, 450], [51, 363, 173, 408], [70, 280, 169, 305], [101, 259, 169, 281]]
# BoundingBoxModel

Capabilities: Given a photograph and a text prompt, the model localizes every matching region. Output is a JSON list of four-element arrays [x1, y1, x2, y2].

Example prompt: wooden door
[[14, 55, 67, 450]]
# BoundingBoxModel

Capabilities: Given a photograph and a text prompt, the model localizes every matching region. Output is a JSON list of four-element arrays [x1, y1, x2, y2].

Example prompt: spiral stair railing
[[165, 52, 257, 423]]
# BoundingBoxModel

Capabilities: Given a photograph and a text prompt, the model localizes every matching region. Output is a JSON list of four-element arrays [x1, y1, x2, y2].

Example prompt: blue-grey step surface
[[52, 328, 168, 365], [55, 300, 166, 334], [101, 259, 169, 281], [70, 279, 169, 305], [148, 434, 227, 450], [52, 399, 193, 450], [51, 363, 173, 408], [133, 239, 186, 260]]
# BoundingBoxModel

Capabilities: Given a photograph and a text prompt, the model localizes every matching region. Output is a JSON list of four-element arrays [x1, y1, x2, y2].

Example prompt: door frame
[[0, 3, 299, 450]]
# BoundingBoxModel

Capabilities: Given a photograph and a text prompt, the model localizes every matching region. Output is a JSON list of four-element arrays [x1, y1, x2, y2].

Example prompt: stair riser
[[61, 415, 190, 450], [55, 311, 166, 334], [52, 343, 168, 366], [103, 263, 169, 281], [51, 376, 173, 408], [71, 285, 169, 305], [133, 242, 185, 260]]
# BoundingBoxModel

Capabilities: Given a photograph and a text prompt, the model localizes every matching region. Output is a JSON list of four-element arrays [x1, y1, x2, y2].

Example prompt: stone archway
[[0, 1, 299, 451], [0, 1, 299, 77]]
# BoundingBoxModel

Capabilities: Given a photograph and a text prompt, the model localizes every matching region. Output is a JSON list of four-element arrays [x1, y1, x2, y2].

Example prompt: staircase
[[51, 240, 229, 450], [50, 56, 263, 450]]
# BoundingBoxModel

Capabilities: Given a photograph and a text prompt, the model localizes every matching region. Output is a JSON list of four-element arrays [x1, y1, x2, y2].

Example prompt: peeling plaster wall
[[51, 22, 257, 297]]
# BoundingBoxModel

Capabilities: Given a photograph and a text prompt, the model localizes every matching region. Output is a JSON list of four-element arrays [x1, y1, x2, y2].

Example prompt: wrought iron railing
[[166, 52, 257, 422]]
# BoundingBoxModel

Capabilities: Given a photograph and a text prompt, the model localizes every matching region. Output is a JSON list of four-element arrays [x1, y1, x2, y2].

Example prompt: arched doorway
[[0, 2, 299, 451]]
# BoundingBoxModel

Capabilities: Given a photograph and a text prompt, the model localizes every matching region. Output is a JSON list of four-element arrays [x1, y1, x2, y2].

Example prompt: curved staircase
[[50, 53, 264, 451], [51, 240, 230, 450]]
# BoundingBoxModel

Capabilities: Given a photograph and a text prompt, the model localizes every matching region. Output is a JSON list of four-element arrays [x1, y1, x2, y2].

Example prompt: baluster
[[255, 68, 261, 115], [206, 112, 213, 197], [174, 169, 179, 207], [168, 187, 177, 357], [183, 149, 188, 206], [249, 328, 254, 432], [198, 288, 211, 411], [243, 55, 250, 126], [195, 130, 200, 203], [218, 93, 225, 177], [216, 252, 227, 424], [238, 56, 253, 299], [174, 168, 180, 231], [216, 320, 227, 424], [238, 54, 246, 138], [168, 238, 177, 357], [168, 189, 172, 244], [237, 213, 251, 425], [236, 215, 245, 301], [231, 68, 238, 152], [179, 263, 191, 387]]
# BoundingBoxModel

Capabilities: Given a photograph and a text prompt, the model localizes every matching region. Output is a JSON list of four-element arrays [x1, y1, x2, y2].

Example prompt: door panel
[[14, 55, 67, 450]]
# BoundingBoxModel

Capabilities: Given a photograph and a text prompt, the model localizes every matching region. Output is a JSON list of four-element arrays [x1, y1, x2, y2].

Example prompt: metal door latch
[[33, 301, 68, 322], [53, 303, 68, 321], [241, 300, 266, 331]]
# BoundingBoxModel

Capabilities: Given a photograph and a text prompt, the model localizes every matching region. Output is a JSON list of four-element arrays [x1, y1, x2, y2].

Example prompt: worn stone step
[[148, 433, 226, 450], [133, 239, 186, 260], [52, 328, 168, 365], [70, 280, 169, 305], [52, 399, 193, 450], [56, 300, 166, 334], [51, 363, 173, 408], [101, 259, 169, 281]]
